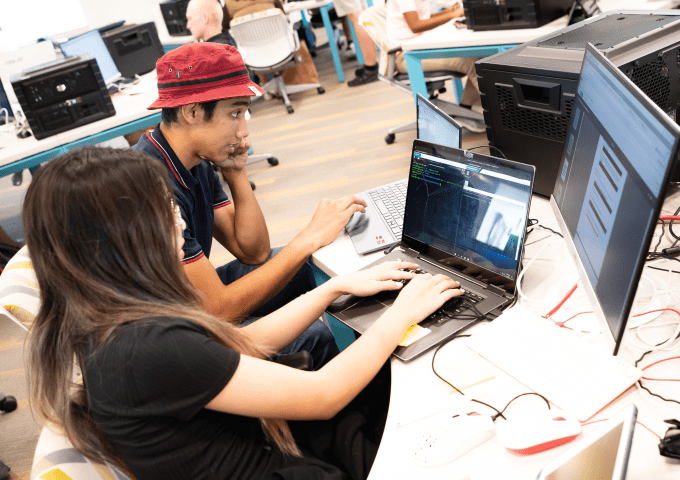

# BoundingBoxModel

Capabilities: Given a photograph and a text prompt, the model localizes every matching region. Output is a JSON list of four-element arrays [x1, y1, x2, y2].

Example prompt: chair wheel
[[250, 181, 256, 191], [267, 157, 279, 166], [317, 86, 325, 94], [287, 105, 294, 114], [385, 133, 395, 144], [0, 395, 17, 413]]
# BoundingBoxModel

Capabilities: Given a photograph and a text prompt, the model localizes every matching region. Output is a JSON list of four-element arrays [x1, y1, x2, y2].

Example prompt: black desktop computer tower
[[476, 11, 680, 196], [160, 0, 191, 37], [11, 54, 116, 140], [102, 22, 165, 79], [462, 0, 573, 31]]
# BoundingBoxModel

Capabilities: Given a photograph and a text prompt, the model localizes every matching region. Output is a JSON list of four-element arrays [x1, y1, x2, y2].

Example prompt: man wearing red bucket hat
[[133, 43, 367, 368]]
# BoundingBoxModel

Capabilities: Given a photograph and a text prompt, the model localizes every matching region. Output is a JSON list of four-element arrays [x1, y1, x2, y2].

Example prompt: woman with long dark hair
[[25, 146, 462, 480]]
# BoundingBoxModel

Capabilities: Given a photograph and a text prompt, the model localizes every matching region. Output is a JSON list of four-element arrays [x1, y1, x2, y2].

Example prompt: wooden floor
[[0, 39, 489, 479]]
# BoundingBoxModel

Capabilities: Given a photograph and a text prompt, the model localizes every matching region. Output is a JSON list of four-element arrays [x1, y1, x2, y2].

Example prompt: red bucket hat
[[148, 43, 265, 109]]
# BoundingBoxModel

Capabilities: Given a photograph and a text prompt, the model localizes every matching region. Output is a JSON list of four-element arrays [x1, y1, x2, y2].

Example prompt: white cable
[[516, 233, 555, 303], [635, 318, 680, 351]]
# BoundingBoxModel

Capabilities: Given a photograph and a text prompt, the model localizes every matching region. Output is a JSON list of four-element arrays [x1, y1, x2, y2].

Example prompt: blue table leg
[[299, 11, 316, 50], [403, 44, 519, 105], [320, 4, 345, 83]]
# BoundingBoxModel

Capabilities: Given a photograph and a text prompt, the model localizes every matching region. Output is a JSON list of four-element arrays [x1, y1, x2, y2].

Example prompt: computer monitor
[[551, 43, 680, 355], [60, 30, 121, 85], [416, 93, 462, 149]]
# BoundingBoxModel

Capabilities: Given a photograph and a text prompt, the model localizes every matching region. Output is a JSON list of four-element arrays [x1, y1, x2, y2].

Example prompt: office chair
[[358, 5, 481, 144], [230, 9, 325, 114]]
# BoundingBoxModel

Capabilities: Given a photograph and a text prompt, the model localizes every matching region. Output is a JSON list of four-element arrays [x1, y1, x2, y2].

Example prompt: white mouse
[[496, 408, 581, 455], [413, 411, 495, 467]]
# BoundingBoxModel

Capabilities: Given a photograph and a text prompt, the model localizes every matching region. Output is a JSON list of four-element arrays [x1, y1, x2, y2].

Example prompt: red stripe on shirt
[[181, 251, 205, 265], [146, 131, 187, 189]]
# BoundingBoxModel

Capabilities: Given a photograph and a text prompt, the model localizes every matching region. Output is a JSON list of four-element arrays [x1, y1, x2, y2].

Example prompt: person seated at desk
[[387, 0, 485, 132], [24, 146, 463, 479], [132, 42, 362, 369], [221, 0, 322, 87], [185, 0, 238, 46], [332, 0, 379, 87]]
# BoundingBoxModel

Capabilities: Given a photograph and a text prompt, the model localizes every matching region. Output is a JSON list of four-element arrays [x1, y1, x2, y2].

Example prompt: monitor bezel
[[550, 43, 680, 355], [416, 93, 463, 149]]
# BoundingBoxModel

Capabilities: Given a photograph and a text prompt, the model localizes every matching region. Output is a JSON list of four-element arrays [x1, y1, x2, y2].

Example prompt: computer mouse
[[496, 408, 581, 455], [412, 411, 495, 467], [16, 129, 32, 139], [345, 210, 369, 234]]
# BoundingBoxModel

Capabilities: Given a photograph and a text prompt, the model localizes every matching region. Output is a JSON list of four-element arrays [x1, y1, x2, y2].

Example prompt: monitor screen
[[551, 44, 680, 355], [403, 140, 534, 293], [60, 30, 121, 85], [416, 93, 462, 149]]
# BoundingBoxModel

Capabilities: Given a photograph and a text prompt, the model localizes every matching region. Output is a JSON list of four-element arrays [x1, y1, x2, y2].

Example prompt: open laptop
[[536, 405, 637, 480], [60, 30, 122, 87], [329, 139, 535, 361], [346, 94, 462, 254]]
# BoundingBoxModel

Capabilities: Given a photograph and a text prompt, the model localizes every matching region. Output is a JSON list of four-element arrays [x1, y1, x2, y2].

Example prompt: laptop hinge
[[486, 284, 505, 296]]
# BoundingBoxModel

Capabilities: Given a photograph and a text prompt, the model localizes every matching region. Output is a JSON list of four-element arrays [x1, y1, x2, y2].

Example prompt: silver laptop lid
[[402, 140, 535, 295], [416, 93, 462, 149]]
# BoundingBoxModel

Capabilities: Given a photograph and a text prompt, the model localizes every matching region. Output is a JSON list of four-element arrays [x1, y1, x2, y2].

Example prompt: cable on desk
[[384, 242, 402, 255], [465, 145, 507, 159], [544, 281, 579, 320], [635, 349, 680, 406], [516, 232, 557, 304], [640, 356, 680, 381], [496, 392, 551, 420]]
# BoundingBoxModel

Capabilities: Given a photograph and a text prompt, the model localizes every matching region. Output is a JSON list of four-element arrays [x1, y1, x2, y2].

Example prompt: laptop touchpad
[[341, 298, 385, 334]]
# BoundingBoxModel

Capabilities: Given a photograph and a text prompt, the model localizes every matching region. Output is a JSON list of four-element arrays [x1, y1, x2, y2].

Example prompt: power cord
[[635, 350, 680, 406], [465, 145, 507, 159], [430, 328, 551, 421]]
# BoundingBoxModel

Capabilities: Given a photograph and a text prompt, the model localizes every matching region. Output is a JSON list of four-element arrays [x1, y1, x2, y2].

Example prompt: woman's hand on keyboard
[[391, 274, 463, 325], [331, 261, 420, 297]]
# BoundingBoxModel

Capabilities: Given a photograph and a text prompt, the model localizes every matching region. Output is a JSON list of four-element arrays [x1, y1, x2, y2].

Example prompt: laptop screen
[[416, 93, 462, 149], [402, 140, 534, 293], [61, 30, 121, 85]]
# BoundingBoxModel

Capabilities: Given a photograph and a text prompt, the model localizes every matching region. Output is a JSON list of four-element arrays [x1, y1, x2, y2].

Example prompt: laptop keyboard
[[396, 268, 484, 324], [368, 179, 407, 238]]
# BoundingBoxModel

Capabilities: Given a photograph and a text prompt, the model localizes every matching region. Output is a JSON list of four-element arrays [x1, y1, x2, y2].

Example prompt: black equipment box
[[160, 0, 191, 37], [11, 54, 116, 140], [462, 0, 573, 31], [476, 11, 680, 196], [102, 22, 165, 79]]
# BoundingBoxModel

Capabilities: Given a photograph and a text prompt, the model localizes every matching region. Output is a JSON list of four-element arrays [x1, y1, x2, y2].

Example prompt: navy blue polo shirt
[[133, 125, 231, 264]]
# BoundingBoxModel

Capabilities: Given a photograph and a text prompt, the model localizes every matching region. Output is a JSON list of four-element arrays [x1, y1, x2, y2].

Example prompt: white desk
[[0, 74, 161, 177], [312, 193, 680, 479], [399, 0, 680, 104]]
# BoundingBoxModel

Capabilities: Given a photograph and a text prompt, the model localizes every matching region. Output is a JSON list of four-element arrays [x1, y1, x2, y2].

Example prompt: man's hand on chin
[[212, 136, 250, 172]]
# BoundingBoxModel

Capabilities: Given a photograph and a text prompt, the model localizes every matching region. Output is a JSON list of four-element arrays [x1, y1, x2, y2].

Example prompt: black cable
[[668, 205, 680, 241], [497, 392, 551, 419], [431, 334, 470, 395], [471, 399, 505, 419], [465, 145, 507, 159], [634, 348, 680, 406], [535, 224, 563, 238], [647, 265, 680, 275], [384, 242, 402, 255]]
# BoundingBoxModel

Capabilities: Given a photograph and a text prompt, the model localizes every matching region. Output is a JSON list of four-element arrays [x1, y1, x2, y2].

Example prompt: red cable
[[640, 356, 680, 381], [545, 282, 579, 319], [555, 311, 593, 328], [659, 216, 680, 221]]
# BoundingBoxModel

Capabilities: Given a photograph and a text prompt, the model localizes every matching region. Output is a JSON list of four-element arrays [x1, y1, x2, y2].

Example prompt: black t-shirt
[[83, 317, 281, 480]]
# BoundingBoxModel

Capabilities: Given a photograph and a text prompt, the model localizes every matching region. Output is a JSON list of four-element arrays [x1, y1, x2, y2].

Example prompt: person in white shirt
[[386, 0, 484, 131]]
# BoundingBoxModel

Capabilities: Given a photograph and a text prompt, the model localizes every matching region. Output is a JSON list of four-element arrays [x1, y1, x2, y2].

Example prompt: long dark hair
[[25, 147, 300, 471]]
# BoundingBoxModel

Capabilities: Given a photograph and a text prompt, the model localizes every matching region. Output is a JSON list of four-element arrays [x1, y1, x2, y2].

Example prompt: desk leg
[[403, 52, 428, 105], [320, 4, 345, 83], [299, 11, 316, 50]]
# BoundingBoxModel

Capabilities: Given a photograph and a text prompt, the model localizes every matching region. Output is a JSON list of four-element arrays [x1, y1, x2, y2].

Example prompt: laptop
[[346, 94, 463, 255], [536, 405, 637, 480], [329, 139, 535, 361]]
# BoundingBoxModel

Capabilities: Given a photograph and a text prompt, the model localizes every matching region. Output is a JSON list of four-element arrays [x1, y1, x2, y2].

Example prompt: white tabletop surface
[[401, 0, 680, 52], [0, 73, 160, 169], [312, 191, 680, 479]]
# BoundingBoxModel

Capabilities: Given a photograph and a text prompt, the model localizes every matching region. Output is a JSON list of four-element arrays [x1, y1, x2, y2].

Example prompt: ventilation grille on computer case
[[630, 57, 671, 111], [496, 85, 573, 141]]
